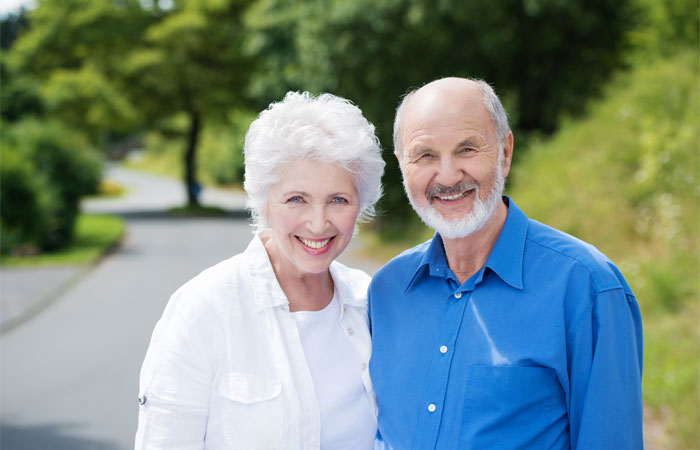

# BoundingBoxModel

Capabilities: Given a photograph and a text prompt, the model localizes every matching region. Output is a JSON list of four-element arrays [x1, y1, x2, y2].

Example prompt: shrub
[[0, 145, 54, 254], [1, 119, 102, 252]]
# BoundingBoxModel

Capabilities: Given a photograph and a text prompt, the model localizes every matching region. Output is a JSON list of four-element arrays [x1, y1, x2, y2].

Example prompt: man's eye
[[459, 147, 476, 154], [331, 196, 348, 204], [418, 153, 435, 160]]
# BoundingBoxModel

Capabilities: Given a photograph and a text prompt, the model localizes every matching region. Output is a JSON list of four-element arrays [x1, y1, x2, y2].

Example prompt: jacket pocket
[[218, 372, 284, 449]]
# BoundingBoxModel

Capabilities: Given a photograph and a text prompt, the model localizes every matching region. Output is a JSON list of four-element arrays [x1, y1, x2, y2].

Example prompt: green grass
[[1, 213, 125, 267]]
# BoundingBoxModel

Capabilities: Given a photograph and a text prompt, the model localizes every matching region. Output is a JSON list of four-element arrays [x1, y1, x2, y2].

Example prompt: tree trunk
[[185, 110, 201, 207]]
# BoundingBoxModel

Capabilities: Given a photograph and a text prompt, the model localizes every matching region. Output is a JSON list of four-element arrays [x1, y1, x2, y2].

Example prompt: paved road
[[0, 167, 380, 449]]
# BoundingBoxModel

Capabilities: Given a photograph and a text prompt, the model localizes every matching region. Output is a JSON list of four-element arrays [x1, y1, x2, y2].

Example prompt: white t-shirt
[[293, 293, 377, 450]]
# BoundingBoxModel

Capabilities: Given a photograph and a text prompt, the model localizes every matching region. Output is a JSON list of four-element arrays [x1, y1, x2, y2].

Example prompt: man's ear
[[394, 150, 403, 166], [501, 132, 514, 178]]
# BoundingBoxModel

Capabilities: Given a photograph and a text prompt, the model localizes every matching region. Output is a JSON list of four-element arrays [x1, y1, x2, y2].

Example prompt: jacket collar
[[246, 235, 289, 312]]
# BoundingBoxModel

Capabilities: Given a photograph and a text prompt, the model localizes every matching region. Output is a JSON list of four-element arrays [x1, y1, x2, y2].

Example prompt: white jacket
[[135, 235, 377, 450]]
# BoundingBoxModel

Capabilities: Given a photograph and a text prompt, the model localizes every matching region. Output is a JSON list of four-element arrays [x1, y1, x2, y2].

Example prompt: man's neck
[[442, 202, 508, 285]]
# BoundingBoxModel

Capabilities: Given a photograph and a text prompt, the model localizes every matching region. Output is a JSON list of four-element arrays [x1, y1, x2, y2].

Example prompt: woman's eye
[[286, 196, 303, 203], [331, 196, 348, 204]]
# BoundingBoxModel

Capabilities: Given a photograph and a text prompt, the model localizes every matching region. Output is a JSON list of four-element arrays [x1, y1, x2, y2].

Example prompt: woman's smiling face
[[264, 159, 360, 278]]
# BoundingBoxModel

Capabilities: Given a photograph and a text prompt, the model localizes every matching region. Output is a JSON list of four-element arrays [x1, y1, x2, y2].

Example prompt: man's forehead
[[404, 84, 486, 128], [403, 92, 490, 144]]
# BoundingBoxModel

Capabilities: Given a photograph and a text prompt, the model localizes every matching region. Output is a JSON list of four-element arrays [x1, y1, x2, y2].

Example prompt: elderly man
[[368, 78, 643, 449]]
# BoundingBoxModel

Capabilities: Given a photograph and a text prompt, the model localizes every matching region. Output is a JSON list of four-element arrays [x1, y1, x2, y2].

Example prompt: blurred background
[[0, 0, 697, 448]]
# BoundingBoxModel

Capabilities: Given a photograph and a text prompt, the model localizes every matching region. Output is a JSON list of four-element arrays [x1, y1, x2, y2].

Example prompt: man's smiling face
[[398, 80, 510, 239]]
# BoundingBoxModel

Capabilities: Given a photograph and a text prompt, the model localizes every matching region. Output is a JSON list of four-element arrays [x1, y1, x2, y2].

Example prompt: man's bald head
[[393, 77, 510, 157]]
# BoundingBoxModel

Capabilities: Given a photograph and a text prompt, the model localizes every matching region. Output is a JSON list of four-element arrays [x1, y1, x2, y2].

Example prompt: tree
[[8, 0, 255, 207], [122, 0, 255, 206], [6, 0, 149, 133]]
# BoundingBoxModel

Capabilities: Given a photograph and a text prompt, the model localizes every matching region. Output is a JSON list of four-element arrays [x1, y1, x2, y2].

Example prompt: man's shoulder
[[525, 218, 630, 294], [371, 238, 432, 287]]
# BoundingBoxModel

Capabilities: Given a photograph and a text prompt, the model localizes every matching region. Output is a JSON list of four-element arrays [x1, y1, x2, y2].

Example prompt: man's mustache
[[426, 180, 479, 198]]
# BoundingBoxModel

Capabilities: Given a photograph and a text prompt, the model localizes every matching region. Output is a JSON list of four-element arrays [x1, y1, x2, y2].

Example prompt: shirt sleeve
[[567, 287, 644, 449], [135, 292, 215, 450]]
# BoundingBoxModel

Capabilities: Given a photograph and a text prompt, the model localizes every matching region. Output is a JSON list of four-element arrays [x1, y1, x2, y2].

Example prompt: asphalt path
[[0, 167, 380, 449]]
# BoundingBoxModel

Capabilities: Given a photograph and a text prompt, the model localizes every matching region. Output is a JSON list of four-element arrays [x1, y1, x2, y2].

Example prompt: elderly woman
[[135, 92, 385, 449]]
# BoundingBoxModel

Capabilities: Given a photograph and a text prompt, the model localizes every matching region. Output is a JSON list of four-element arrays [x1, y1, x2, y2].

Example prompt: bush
[[1, 119, 102, 252], [0, 145, 54, 253]]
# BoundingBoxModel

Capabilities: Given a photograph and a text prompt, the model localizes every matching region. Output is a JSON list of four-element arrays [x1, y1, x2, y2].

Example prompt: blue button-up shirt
[[369, 197, 643, 450]]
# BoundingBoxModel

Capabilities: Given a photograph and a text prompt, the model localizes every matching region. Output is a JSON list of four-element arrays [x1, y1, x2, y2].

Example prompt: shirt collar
[[245, 234, 367, 312], [484, 196, 526, 290], [405, 196, 527, 292], [404, 233, 450, 293]]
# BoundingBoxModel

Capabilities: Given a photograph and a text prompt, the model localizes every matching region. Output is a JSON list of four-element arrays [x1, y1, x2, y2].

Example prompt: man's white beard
[[404, 160, 505, 240]]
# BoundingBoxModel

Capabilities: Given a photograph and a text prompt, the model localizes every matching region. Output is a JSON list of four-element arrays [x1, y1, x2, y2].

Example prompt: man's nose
[[435, 156, 463, 187]]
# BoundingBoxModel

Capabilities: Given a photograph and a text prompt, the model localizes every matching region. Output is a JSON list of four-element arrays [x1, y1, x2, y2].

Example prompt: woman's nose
[[306, 205, 329, 233]]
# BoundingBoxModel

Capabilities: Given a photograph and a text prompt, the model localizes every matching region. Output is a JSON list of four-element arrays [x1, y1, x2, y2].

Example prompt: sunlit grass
[[1, 214, 125, 267]]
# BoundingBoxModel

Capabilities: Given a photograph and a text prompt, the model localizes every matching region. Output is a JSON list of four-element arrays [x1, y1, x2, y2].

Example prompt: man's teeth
[[299, 237, 331, 249], [439, 191, 468, 201]]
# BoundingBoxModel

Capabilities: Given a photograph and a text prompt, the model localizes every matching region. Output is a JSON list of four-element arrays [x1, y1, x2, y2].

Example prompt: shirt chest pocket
[[218, 372, 284, 450], [461, 365, 566, 450]]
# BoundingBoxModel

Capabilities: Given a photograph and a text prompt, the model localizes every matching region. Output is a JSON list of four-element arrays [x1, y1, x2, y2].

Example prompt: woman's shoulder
[[159, 253, 253, 323]]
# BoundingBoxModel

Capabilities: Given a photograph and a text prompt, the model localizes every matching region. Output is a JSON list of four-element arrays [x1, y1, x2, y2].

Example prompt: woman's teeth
[[298, 237, 331, 249]]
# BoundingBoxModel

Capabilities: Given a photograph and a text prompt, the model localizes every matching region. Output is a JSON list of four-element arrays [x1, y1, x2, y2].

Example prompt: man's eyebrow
[[456, 138, 481, 148], [407, 144, 433, 156]]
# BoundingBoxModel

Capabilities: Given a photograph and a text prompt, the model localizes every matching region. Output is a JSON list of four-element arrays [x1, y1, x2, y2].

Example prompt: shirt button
[[347, 327, 354, 336], [439, 345, 448, 354], [454, 292, 462, 299], [361, 362, 367, 370], [138, 395, 147, 406], [427, 403, 437, 413]]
